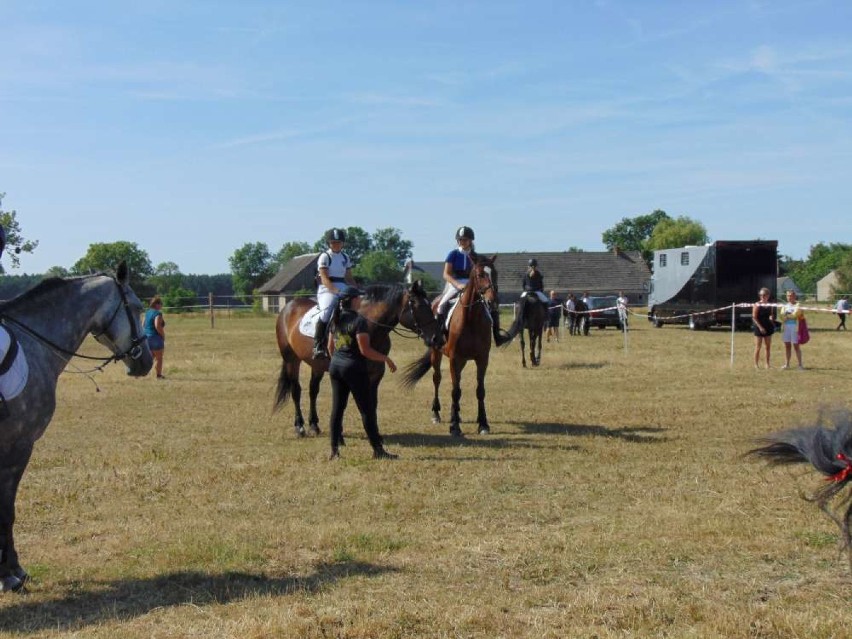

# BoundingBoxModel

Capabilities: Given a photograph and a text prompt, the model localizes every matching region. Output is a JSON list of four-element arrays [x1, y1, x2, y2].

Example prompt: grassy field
[[2, 307, 851, 638]]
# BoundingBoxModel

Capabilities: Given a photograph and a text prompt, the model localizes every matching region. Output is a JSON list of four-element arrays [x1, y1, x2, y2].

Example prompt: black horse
[[509, 295, 546, 368]]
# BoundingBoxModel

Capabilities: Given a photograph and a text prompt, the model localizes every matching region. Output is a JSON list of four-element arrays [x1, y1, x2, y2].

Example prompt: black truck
[[647, 240, 778, 329]]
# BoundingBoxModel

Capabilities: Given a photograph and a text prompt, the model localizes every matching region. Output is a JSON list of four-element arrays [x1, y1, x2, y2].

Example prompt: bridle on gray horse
[[0, 275, 147, 373]]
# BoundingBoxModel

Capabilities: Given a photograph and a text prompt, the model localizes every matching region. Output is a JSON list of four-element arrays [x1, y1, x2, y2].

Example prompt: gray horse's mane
[[0, 273, 105, 313]]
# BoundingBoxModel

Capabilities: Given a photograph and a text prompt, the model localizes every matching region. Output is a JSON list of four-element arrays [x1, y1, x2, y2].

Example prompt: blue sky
[[2, 0, 850, 275]]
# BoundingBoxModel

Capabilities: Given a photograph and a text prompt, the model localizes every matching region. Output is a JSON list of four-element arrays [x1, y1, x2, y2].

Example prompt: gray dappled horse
[[274, 281, 443, 437], [0, 261, 152, 591]]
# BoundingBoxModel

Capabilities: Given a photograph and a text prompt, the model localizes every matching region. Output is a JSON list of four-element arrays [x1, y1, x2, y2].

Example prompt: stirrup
[[312, 346, 328, 360]]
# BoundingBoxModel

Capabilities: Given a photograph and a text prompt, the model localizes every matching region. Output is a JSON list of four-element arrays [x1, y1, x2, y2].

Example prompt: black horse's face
[[403, 280, 444, 348]]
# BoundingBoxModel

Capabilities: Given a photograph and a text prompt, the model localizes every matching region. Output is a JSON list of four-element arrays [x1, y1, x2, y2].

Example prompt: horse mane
[[362, 283, 406, 307], [0, 273, 104, 314]]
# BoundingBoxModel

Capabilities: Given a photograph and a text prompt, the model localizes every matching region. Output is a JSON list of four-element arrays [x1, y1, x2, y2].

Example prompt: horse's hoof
[[295, 426, 306, 438], [309, 424, 321, 436], [478, 425, 491, 435], [432, 415, 442, 424], [0, 575, 24, 592], [449, 427, 463, 437]]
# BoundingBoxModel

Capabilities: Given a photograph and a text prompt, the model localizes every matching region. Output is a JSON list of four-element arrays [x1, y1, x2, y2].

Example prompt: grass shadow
[[556, 362, 608, 370], [0, 561, 395, 633], [509, 421, 668, 444], [385, 432, 525, 449]]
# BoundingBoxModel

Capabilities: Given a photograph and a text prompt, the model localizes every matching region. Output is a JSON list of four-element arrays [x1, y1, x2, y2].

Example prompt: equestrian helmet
[[455, 226, 475, 241], [528, 258, 538, 267], [325, 227, 347, 243]]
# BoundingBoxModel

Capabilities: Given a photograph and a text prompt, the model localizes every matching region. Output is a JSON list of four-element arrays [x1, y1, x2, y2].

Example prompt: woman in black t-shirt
[[327, 290, 398, 460]]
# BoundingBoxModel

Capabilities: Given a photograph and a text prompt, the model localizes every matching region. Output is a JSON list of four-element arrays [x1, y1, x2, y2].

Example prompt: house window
[[680, 252, 689, 266], [659, 254, 667, 267]]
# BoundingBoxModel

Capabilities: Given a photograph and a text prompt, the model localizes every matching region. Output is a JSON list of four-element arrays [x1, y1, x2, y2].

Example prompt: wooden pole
[[209, 293, 214, 329]]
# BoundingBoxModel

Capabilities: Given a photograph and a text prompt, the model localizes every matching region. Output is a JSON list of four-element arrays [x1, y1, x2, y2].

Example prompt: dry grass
[[2, 308, 852, 638]]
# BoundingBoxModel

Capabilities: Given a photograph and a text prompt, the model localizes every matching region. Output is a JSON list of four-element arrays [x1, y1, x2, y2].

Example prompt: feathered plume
[[748, 409, 852, 568]]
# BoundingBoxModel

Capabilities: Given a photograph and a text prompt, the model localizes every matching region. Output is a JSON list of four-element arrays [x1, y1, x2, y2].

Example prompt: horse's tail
[[504, 302, 523, 341], [747, 410, 852, 505], [400, 348, 434, 389], [273, 347, 299, 413]]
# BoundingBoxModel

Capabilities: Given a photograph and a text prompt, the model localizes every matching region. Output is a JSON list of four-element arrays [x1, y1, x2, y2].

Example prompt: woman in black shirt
[[327, 289, 398, 460]]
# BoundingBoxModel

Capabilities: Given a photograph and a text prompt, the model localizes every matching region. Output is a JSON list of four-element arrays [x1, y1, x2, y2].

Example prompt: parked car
[[586, 296, 622, 329]]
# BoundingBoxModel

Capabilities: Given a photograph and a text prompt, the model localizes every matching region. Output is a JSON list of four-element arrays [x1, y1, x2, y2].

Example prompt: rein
[[0, 276, 146, 370], [361, 292, 436, 340]]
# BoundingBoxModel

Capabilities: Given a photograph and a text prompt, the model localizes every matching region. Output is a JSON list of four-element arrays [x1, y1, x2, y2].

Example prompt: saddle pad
[[0, 326, 28, 401], [298, 305, 323, 338]]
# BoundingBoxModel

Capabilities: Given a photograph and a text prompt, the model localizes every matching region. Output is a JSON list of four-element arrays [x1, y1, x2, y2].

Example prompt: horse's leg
[[307, 370, 323, 436], [449, 358, 466, 437], [475, 357, 490, 434], [532, 326, 542, 367], [290, 374, 306, 437], [0, 441, 33, 591], [519, 326, 527, 368], [431, 351, 443, 424]]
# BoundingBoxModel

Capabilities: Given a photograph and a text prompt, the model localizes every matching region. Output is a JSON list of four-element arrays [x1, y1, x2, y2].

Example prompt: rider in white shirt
[[314, 228, 357, 359]]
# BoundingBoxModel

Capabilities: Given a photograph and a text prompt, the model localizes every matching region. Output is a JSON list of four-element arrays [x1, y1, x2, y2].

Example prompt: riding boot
[[435, 311, 448, 336], [491, 308, 512, 346], [312, 320, 329, 359]]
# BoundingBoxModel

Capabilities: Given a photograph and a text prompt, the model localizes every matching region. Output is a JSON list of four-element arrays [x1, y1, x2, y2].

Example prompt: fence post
[[730, 304, 736, 368], [209, 293, 214, 329]]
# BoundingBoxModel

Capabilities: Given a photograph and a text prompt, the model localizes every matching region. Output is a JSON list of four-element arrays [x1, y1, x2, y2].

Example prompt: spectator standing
[[836, 296, 849, 331], [780, 289, 805, 370], [546, 290, 562, 342], [616, 291, 629, 330], [143, 296, 167, 379], [565, 294, 577, 336], [751, 287, 776, 369]]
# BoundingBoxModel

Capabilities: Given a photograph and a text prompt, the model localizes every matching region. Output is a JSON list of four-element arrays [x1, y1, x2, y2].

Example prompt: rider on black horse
[[434, 226, 512, 347], [518, 258, 548, 325]]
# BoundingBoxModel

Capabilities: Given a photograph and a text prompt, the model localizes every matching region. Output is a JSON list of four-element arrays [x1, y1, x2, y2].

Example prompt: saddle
[[0, 324, 29, 417], [298, 305, 323, 338]]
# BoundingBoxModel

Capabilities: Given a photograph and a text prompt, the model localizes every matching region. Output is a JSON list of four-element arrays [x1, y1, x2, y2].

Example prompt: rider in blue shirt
[[435, 226, 511, 346]]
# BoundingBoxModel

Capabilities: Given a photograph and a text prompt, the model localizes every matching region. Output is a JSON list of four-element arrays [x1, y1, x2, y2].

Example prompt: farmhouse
[[414, 249, 652, 305], [257, 253, 320, 313], [262, 249, 653, 312]]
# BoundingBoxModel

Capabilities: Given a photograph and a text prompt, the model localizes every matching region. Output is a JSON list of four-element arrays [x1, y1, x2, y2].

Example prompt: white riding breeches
[[437, 279, 469, 314], [317, 284, 354, 322]]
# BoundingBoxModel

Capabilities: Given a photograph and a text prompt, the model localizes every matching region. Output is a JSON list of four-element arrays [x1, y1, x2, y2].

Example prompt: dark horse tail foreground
[[749, 410, 852, 570], [274, 281, 442, 436], [508, 296, 546, 368], [0, 262, 152, 591], [402, 255, 507, 437]]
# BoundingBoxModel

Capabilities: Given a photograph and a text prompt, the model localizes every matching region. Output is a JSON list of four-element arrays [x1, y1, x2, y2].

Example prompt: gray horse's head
[[92, 261, 154, 377]]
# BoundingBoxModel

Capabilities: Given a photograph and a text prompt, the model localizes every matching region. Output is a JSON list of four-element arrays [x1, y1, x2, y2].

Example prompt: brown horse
[[402, 255, 506, 437], [274, 281, 441, 437]]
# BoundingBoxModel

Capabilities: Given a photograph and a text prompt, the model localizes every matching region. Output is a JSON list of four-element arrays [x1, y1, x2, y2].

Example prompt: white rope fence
[[563, 301, 849, 366]]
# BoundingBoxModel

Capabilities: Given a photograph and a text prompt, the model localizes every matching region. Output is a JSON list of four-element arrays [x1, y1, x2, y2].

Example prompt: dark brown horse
[[402, 255, 504, 437], [274, 281, 441, 437], [509, 296, 546, 368]]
